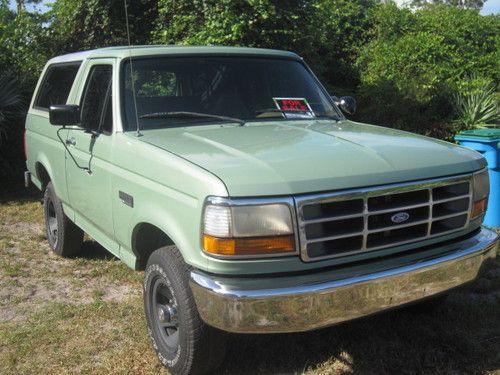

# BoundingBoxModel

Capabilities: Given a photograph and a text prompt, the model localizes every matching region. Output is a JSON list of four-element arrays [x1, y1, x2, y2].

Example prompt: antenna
[[123, 0, 142, 137]]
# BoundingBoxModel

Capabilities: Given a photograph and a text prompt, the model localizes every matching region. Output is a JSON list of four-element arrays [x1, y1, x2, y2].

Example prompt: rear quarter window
[[34, 62, 81, 110]]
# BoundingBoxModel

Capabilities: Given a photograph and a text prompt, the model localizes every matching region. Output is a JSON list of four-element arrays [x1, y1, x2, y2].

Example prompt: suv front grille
[[295, 175, 473, 262]]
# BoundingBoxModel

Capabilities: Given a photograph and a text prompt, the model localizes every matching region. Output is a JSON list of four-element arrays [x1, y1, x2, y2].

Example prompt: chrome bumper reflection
[[190, 229, 498, 334]]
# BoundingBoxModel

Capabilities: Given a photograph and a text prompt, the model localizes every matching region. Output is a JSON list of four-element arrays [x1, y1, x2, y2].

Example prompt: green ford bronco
[[25, 46, 498, 375]]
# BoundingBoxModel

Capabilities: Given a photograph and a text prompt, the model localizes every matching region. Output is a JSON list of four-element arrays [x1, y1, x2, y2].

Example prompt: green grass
[[0, 301, 164, 375], [0, 188, 499, 374]]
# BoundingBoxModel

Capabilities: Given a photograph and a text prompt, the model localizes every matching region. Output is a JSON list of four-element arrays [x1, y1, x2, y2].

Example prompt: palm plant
[[0, 73, 23, 143], [453, 81, 500, 129]]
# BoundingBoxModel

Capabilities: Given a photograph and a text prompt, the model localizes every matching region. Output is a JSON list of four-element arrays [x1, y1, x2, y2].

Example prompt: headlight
[[202, 197, 296, 257], [471, 169, 489, 219]]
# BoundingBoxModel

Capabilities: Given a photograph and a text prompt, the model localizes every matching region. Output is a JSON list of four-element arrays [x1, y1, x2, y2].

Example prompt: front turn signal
[[203, 234, 295, 256], [471, 198, 488, 219]]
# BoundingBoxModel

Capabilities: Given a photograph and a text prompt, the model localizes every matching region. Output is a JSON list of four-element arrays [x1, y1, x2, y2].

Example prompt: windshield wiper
[[139, 111, 245, 126]]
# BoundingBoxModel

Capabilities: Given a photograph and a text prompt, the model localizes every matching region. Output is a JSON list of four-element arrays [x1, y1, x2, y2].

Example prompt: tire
[[43, 181, 83, 257], [144, 246, 227, 375]]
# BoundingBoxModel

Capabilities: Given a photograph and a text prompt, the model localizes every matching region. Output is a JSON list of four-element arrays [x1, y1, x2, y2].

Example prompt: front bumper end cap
[[190, 228, 498, 334]]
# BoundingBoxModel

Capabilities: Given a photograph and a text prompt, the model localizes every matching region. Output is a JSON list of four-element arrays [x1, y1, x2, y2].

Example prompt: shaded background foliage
[[356, 3, 499, 137], [0, 0, 498, 181]]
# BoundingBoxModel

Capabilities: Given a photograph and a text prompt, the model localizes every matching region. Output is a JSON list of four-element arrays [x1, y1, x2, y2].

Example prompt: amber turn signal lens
[[203, 234, 295, 256], [471, 198, 488, 219]]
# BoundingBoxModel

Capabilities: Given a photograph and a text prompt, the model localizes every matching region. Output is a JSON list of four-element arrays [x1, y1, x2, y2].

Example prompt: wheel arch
[[131, 222, 177, 270], [35, 161, 51, 190]]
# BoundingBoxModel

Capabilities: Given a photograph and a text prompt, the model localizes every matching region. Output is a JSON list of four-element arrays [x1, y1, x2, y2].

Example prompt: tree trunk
[[16, 0, 25, 13]]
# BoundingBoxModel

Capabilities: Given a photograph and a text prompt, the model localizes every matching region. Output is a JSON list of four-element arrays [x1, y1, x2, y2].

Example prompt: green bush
[[0, 74, 22, 142], [356, 3, 499, 138], [0, 72, 25, 181], [453, 77, 499, 129]]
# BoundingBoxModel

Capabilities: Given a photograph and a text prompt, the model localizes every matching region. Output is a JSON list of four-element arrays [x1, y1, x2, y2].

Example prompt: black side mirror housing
[[49, 105, 80, 126], [331, 96, 357, 116]]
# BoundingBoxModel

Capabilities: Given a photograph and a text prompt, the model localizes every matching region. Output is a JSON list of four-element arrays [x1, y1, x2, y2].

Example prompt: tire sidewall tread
[[43, 181, 83, 257], [144, 246, 226, 375]]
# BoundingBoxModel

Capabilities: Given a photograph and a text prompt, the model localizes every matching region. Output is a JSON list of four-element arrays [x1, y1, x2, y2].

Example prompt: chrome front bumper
[[190, 228, 498, 334]]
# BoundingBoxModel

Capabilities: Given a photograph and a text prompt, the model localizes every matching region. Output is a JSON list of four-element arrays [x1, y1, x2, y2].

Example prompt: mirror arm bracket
[[56, 128, 92, 174]]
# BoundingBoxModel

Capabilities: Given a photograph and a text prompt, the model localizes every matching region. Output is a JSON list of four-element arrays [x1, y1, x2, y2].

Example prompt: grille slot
[[431, 214, 468, 235], [302, 199, 363, 221], [433, 182, 469, 201], [367, 223, 428, 248], [433, 197, 469, 218], [305, 217, 363, 240], [308, 235, 364, 258], [297, 175, 473, 261], [368, 190, 429, 211]]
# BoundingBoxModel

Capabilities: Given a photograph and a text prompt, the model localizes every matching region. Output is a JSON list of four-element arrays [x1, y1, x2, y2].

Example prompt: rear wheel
[[144, 246, 226, 375], [43, 181, 83, 257]]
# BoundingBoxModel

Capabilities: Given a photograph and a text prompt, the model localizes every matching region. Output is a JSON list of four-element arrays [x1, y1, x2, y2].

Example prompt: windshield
[[121, 56, 340, 130]]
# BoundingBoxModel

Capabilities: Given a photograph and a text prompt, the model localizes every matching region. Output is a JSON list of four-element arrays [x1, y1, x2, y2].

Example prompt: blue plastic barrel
[[455, 128, 500, 228]]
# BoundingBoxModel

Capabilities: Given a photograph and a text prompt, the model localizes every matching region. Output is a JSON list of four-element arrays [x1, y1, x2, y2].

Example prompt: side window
[[34, 63, 81, 109], [80, 65, 113, 133]]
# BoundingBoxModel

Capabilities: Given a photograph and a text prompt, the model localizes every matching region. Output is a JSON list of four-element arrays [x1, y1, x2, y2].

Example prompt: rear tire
[[144, 246, 226, 375], [43, 181, 83, 257]]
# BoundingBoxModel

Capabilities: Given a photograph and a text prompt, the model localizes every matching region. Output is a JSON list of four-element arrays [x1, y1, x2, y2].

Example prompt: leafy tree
[[0, 2, 49, 88], [48, 0, 159, 52], [0, 0, 15, 72], [14, 0, 43, 13], [153, 0, 318, 51], [310, 0, 377, 89], [153, 0, 377, 90], [409, 0, 486, 10]]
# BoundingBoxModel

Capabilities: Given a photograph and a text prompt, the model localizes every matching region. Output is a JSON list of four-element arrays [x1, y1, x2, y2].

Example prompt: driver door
[[65, 59, 118, 255]]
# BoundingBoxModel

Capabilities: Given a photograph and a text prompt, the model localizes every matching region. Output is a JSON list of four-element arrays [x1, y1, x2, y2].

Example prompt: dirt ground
[[1, 185, 499, 374]]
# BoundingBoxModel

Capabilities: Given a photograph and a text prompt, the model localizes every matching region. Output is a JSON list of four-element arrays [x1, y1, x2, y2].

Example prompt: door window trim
[[33, 61, 83, 112], [78, 63, 114, 135]]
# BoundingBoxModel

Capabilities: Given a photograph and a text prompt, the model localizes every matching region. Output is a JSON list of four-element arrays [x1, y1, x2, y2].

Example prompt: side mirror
[[331, 96, 356, 116], [49, 105, 80, 126]]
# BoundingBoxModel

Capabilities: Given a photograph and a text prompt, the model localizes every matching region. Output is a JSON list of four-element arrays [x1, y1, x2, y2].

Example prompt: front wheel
[[144, 246, 226, 375]]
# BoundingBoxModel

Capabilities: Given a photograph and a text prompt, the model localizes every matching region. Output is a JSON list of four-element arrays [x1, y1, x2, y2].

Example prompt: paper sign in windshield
[[273, 97, 315, 119]]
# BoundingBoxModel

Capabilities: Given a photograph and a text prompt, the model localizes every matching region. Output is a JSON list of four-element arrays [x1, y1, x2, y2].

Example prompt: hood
[[136, 120, 485, 196]]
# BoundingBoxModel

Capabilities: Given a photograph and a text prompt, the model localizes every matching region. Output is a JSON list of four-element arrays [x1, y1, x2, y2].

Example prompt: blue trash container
[[455, 128, 500, 228]]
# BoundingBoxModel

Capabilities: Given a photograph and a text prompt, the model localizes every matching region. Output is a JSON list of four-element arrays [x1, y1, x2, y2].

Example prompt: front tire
[[43, 181, 83, 257], [144, 246, 226, 375]]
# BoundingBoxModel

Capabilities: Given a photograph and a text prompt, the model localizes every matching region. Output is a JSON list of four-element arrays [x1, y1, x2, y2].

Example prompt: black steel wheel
[[144, 246, 227, 375], [151, 275, 180, 351], [43, 181, 83, 256]]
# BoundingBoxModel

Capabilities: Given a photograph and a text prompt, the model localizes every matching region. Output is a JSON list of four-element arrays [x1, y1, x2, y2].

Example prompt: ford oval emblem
[[391, 212, 410, 224]]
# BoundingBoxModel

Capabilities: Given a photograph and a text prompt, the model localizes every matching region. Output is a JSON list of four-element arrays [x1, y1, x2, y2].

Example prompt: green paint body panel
[[25, 46, 487, 276], [138, 120, 485, 197]]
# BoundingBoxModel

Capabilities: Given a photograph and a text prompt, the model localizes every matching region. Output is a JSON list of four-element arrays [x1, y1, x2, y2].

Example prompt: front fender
[[129, 199, 203, 269]]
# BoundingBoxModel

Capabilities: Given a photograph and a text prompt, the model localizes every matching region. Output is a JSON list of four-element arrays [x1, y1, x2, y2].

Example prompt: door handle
[[66, 138, 76, 146]]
